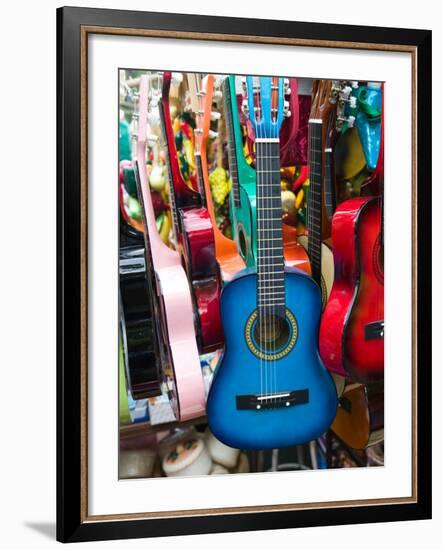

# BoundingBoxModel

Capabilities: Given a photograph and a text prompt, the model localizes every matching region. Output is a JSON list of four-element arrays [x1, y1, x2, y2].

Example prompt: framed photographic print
[[57, 6, 432, 543]]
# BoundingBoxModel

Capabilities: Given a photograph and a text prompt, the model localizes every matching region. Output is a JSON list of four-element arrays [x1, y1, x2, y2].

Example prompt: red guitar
[[160, 72, 223, 353], [319, 193, 384, 382]]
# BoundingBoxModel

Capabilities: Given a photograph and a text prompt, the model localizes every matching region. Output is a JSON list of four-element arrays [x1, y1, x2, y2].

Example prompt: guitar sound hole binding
[[236, 389, 309, 411]]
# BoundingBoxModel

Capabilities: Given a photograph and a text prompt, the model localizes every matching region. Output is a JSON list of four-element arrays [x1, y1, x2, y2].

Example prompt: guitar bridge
[[364, 320, 384, 340], [236, 389, 309, 411]]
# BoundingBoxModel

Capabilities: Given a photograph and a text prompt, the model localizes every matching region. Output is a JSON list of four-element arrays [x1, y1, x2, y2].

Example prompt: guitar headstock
[[242, 76, 287, 140], [309, 79, 336, 123], [187, 73, 220, 154]]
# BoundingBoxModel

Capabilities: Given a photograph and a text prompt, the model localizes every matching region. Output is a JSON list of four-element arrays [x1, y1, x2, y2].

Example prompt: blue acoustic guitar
[[223, 75, 257, 267], [206, 76, 337, 450]]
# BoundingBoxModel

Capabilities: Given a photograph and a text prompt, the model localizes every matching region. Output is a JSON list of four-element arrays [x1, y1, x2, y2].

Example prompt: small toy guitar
[[134, 74, 206, 420], [188, 73, 246, 281], [160, 72, 223, 353], [207, 76, 337, 449]]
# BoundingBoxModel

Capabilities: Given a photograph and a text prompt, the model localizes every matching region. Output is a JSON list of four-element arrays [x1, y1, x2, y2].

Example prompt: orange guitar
[[188, 73, 246, 281]]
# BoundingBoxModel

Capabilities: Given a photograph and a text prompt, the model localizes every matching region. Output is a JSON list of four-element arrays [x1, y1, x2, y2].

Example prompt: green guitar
[[223, 75, 257, 267]]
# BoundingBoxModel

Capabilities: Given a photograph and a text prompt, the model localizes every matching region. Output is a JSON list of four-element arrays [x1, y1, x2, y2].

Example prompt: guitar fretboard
[[223, 78, 241, 209], [324, 146, 336, 218], [194, 153, 207, 208], [307, 120, 323, 287], [256, 140, 285, 319]]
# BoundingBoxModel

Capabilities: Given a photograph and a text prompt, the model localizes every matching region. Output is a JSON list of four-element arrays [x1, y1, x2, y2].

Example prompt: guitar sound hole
[[238, 228, 247, 258], [253, 314, 290, 353]]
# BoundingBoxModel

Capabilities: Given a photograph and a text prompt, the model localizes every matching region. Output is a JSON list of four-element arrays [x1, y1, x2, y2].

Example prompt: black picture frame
[[57, 5, 432, 543]]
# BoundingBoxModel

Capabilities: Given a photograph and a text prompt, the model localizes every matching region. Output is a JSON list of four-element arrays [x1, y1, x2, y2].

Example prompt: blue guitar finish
[[207, 76, 337, 449], [207, 268, 338, 449], [349, 84, 382, 171]]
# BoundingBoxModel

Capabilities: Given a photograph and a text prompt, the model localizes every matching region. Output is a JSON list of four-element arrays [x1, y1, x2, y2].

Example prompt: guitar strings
[[271, 77, 277, 406]]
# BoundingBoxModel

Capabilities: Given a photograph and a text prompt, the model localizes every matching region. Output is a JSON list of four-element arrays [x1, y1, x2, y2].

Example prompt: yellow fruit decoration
[[159, 211, 172, 245], [295, 188, 304, 210], [209, 166, 232, 205]]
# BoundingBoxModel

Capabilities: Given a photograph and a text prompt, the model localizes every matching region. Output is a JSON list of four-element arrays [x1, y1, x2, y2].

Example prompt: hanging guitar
[[134, 74, 206, 421], [206, 76, 337, 450], [187, 73, 246, 281], [298, 80, 337, 308], [331, 381, 384, 450], [119, 244, 161, 399], [160, 72, 223, 353], [223, 74, 257, 267], [319, 87, 384, 382]]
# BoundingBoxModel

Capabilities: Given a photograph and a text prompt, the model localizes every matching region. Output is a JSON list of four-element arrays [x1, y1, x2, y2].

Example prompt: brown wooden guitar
[[331, 382, 384, 450]]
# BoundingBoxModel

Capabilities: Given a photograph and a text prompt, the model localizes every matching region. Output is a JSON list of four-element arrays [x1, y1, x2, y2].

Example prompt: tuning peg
[[211, 111, 221, 121], [208, 130, 219, 139], [283, 78, 291, 94]]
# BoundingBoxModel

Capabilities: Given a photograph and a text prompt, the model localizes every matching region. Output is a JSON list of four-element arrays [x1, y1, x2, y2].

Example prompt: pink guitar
[[134, 74, 205, 421]]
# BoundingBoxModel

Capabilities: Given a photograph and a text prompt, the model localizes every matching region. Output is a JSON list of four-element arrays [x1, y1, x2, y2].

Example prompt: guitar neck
[[194, 152, 207, 208], [307, 120, 323, 287], [223, 77, 241, 209], [324, 113, 339, 219], [256, 140, 285, 318], [158, 100, 181, 238]]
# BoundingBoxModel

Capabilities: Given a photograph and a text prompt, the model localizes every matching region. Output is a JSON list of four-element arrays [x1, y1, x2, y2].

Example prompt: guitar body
[[207, 269, 337, 449], [297, 235, 332, 306], [319, 196, 384, 382], [119, 245, 161, 399], [331, 382, 384, 449], [180, 208, 223, 352], [229, 182, 257, 267], [136, 167, 206, 419]]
